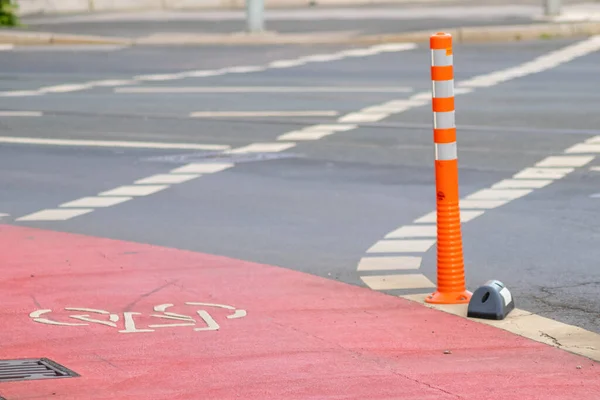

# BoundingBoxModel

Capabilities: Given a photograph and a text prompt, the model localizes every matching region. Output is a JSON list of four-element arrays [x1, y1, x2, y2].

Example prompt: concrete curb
[[1, 21, 600, 46]]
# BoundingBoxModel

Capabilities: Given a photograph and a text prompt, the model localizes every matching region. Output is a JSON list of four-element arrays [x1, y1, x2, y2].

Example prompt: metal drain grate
[[0, 358, 79, 382]]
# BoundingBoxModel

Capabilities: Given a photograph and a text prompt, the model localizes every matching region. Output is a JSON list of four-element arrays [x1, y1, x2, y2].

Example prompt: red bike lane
[[0, 225, 598, 400]]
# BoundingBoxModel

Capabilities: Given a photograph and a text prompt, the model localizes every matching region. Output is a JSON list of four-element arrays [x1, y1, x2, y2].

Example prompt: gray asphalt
[[17, 17, 539, 37], [1, 38, 600, 334]]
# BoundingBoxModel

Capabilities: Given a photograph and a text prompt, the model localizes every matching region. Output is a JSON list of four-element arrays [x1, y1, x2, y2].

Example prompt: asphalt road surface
[[1, 37, 600, 336]]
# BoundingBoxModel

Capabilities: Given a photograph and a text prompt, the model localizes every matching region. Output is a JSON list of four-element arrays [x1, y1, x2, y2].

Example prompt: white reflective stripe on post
[[432, 80, 454, 98], [431, 49, 453, 67], [435, 142, 457, 160], [433, 111, 455, 129]]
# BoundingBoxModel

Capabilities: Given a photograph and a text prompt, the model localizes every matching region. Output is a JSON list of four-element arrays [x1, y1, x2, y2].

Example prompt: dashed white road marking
[[566, 143, 600, 153], [277, 130, 335, 141], [357, 256, 422, 271], [222, 66, 266, 73], [590, 166, 600, 172], [16, 162, 234, 222], [298, 54, 345, 62], [415, 210, 485, 224], [0, 44, 14, 51], [1, 43, 417, 98], [384, 225, 437, 238], [458, 199, 510, 209], [513, 167, 574, 179], [535, 155, 595, 167], [338, 112, 389, 123], [17, 209, 93, 222], [99, 185, 169, 197], [227, 142, 295, 154], [171, 163, 233, 174], [366, 239, 437, 253], [349, 37, 600, 358], [134, 174, 200, 184], [60, 196, 132, 208], [89, 79, 137, 87], [133, 73, 187, 81], [0, 136, 229, 151], [361, 274, 436, 290], [0, 90, 43, 97], [276, 124, 356, 141], [465, 188, 533, 201], [491, 179, 553, 189], [0, 111, 43, 117], [116, 86, 414, 94], [38, 83, 94, 94], [189, 111, 339, 118], [268, 59, 307, 68]]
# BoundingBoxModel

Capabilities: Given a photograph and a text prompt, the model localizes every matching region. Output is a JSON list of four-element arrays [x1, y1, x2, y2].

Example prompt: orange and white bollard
[[426, 32, 472, 304]]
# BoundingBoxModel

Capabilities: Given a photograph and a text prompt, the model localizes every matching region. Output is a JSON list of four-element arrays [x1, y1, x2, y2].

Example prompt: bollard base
[[467, 280, 515, 320], [425, 290, 472, 304]]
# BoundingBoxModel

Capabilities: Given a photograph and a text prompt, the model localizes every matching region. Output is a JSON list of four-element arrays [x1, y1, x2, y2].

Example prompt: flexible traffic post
[[426, 32, 472, 304]]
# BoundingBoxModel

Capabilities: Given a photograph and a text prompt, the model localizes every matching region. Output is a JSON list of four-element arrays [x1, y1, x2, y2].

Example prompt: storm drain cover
[[0, 358, 79, 382], [143, 150, 302, 164]]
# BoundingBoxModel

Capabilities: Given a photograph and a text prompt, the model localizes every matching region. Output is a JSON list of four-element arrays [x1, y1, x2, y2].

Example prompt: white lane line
[[370, 43, 418, 52], [0, 136, 229, 151], [134, 174, 200, 184], [415, 210, 485, 224], [170, 163, 234, 174], [180, 69, 228, 78], [465, 189, 533, 201], [99, 185, 168, 197], [535, 155, 595, 167], [458, 200, 510, 209], [0, 90, 43, 97], [513, 167, 574, 179], [89, 79, 137, 87], [0, 44, 14, 51], [338, 112, 389, 123], [590, 166, 600, 172], [222, 66, 266, 73], [116, 86, 414, 94], [190, 111, 339, 118], [227, 142, 295, 154], [17, 209, 93, 222], [268, 59, 307, 68], [277, 130, 334, 141], [38, 84, 94, 94], [276, 124, 357, 141], [384, 225, 437, 239], [584, 136, 600, 144], [361, 274, 436, 290], [491, 179, 553, 189], [366, 240, 437, 253], [357, 256, 422, 271], [133, 73, 187, 81], [1, 42, 417, 98], [0, 111, 43, 117], [298, 54, 345, 62], [60, 197, 132, 208], [566, 143, 600, 153], [307, 124, 357, 132]]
